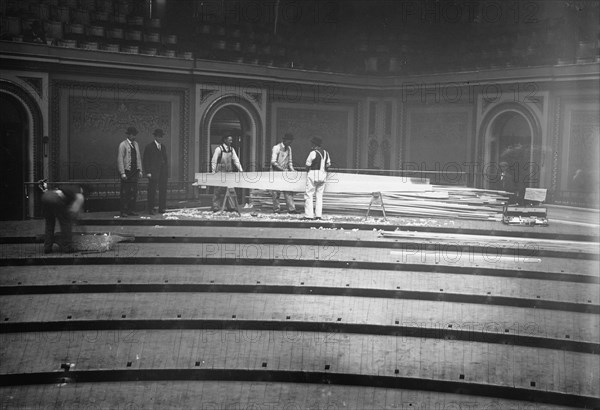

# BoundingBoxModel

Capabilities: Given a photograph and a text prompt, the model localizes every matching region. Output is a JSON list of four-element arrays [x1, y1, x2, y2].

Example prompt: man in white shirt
[[211, 135, 243, 212], [117, 126, 143, 217], [304, 136, 331, 220], [270, 133, 298, 214]]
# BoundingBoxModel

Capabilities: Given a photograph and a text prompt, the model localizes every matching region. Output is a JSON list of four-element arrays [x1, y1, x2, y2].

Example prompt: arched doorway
[[209, 106, 253, 170], [479, 104, 541, 192], [200, 96, 263, 206], [489, 111, 533, 193], [0, 93, 28, 220]]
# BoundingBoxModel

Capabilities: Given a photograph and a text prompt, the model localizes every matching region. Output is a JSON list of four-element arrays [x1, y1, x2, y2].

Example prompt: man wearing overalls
[[271, 132, 298, 214], [304, 136, 330, 220], [211, 135, 244, 212]]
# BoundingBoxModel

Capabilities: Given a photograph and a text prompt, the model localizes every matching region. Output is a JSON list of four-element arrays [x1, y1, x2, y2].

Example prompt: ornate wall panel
[[365, 100, 395, 170], [563, 109, 600, 191], [68, 98, 171, 180], [274, 106, 353, 169], [552, 96, 599, 193], [50, 80, 190, 182], [406, 107, 471, 184], [367, 101, 379, 169]]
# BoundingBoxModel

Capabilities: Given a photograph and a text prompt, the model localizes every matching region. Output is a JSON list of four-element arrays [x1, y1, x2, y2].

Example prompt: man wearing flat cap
[[211, 135, 244, 212], [304, 136, 330, 220], [143, 128, 169, 214], [270, 132, 297, 214], [117, 126, 143, 217]]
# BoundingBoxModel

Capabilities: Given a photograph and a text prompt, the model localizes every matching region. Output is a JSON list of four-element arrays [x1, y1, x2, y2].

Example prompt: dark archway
[[490, 111, 532, 167], [0, 81, 44, 219], [209, 105, 254, 170], [477, 103, 542, 190], [0, 93, 28, 220]]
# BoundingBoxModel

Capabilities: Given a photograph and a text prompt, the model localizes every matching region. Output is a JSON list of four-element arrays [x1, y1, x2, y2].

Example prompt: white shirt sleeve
[[305, 151, 316, 167], [271, 144, 280, 168], [288, 146, 294, 171], [232, 148, 243, 172], [210, 146, 221, 173]]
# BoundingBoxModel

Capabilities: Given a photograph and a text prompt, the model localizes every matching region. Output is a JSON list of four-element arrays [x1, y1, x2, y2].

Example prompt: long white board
[[194, 171, 431, 193]]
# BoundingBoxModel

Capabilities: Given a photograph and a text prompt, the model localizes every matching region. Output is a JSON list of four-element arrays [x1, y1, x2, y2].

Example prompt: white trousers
[[304, 172, 326, 218]]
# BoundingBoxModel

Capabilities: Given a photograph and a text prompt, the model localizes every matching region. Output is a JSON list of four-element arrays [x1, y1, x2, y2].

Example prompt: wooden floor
[[0, 210, 598, 409]]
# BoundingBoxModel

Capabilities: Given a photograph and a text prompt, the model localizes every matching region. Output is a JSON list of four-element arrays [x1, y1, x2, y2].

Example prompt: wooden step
[[1, 264, 598, 309], [0, 381, 584, 410], [2, 292, 598, 346], [1, 330, 598, 406]]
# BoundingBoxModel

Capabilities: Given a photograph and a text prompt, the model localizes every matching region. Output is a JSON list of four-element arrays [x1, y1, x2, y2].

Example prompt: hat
[[126, 126, 138, 136], [153, 128, 164, 137], [310, 136, 322, 146], [283, 132, 294, 141]]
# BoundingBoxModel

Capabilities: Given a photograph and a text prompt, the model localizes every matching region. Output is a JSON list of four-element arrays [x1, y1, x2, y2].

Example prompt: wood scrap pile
[[250, 186, 510, 221], [54, 232, 135, 252]]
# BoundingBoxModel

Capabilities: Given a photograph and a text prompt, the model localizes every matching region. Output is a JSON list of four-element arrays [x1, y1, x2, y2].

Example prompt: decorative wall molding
[[200, 89, 218, 103], [551, 95, 598, 192], [368, 138, 379, 169], [382, 138, 391, 170], [530, 96, 544, 113], [200, 95, 263, 170], [551, 97, 561, 191], [396, 101, 404, 169], [353, 101, 362, 169], [198, 85, 265, 117], [17, 76, 43, 98], [247, 92, 262, 106]]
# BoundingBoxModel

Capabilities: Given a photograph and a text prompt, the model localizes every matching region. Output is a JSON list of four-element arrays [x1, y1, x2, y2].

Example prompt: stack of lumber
[[193, 171, 510, 220], [251, 186, 510, 221], [194, 172, 431, 193]]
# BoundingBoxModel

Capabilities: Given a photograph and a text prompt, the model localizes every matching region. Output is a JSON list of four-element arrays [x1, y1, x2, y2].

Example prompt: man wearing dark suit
[[143, 128, 169, 214]]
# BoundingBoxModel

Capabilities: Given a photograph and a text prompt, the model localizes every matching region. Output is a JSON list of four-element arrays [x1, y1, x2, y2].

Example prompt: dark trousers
[[42, 190, 73, 252], [120, 170, 138, 213], [147, 172, 167, 211]]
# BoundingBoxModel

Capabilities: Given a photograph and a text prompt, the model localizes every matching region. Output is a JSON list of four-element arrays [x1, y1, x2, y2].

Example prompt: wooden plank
[[19, 223, 595, 255], [194, 172, 431, 193], [1, 242, 596, 280], [0, 382, 583, 409], [249, 188, 511, 220], [2, 293, 598, 342], [1, 330, 598, 397]]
